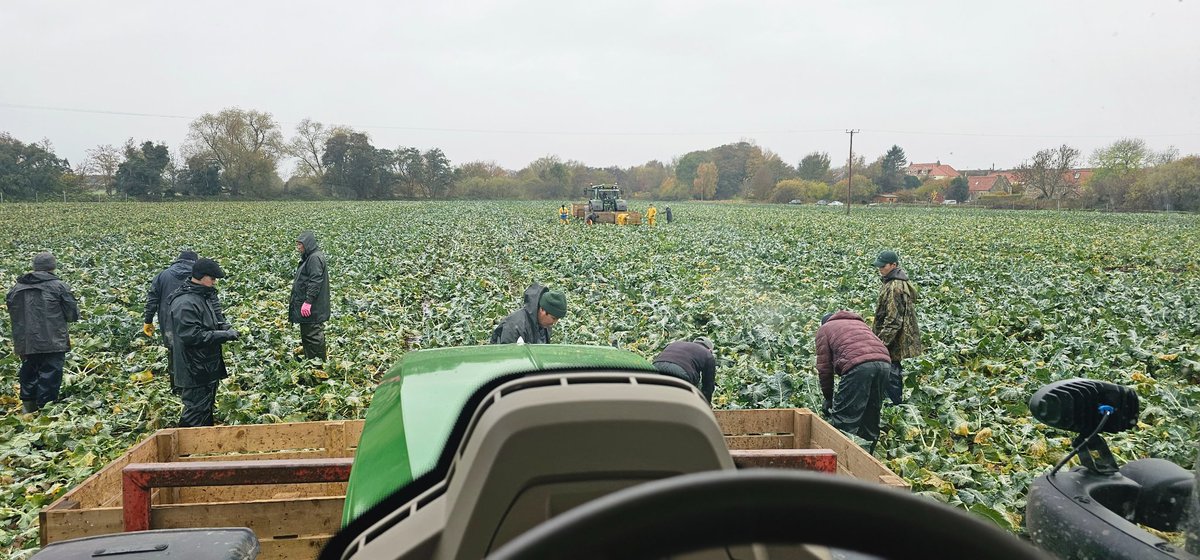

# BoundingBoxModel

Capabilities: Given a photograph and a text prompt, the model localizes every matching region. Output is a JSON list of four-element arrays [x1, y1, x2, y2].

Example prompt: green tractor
[[572, 184, 641, 224]]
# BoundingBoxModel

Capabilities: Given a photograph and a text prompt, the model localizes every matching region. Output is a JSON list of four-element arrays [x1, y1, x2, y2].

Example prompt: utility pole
[[846, 129, 859, 215]]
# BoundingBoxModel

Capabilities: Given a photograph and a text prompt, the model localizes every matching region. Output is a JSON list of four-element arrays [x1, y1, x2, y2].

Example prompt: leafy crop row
[[1, 201, 1197, 556]]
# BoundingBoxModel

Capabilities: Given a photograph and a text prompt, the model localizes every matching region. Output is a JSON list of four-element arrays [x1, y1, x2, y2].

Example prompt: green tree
[[798, 151, 832, 182], [114, 141, 171, 197], [0, 134, 72, 200], [283, 119, 352, 196], [747, 152, 790, 201], [180, 154, 222, 196], [628, 161, 668, 195], [422, 148, 453, 199], [946, 176, 969, 203], [693, 162, 718, 200], [322, 132, 390, 200], [709, 142, 760, 199], [878, 145, 908, 193], [186, 108, 283, 197], [1128, 156, 1200, 212]]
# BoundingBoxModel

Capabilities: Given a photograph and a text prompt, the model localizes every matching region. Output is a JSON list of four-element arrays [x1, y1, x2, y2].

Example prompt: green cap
[[539, 291, 567, 319], [873, 250, 899, 268]]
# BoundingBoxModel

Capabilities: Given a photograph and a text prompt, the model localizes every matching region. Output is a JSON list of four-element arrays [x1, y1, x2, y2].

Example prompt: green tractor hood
[[342, 344, 656, 525]]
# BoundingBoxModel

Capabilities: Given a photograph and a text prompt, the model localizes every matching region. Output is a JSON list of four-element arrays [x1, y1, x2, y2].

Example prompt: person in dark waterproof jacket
[[653, 337, 717, 405], [290, 231, 330, 361], [6, 252, 80, 413], [490, 283, 567, 344], [815, 311, 893, 442], [142, 250, 198, 390], [168, 258, 238, 427]]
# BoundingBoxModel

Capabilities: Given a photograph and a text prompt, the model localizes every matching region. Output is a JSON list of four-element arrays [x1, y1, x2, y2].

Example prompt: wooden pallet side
[[174, 421, 362, 457], [714, 409, 795, 436], [791, 409, 814, 450], [175, 482, 348, 503], [807, 414, 910, 489], [49, 431, 162, 510], [39, 498, 342, 559]]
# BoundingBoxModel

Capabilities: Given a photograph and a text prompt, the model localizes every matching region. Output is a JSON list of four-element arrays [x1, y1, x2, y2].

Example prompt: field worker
[[168, 258, 238, 427], [290, 231, 330, 362], [559, 203, 570, 224], [586, 211, 598, 225], [490, 283, 567, 344], [646, 204, 658, 227], [652, 337, 717, 405], [6, 252, 80, 413], [815, 311, 893, 443], [872, 250, 923, 405], [142, 249, 198, 392], [616, 212, 628, 226], [664, 206, 673, 224]]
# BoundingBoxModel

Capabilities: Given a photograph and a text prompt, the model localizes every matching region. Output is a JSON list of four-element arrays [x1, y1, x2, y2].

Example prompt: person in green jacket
[[290, 231, 330, 361], [872, 250, 923, 405]]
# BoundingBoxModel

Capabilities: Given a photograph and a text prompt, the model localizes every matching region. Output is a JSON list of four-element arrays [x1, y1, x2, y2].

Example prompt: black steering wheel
[[487, 469, 1050, 560]]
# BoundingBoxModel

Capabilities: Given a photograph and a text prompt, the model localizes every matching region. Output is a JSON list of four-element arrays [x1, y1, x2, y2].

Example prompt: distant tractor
[[571, 184, 642, 225]]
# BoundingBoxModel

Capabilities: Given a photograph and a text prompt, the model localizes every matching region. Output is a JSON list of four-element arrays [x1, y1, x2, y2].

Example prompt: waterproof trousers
[[19, 352, 66, 410], [179, 382, 218, 427], [300, 322, 327, 362], [830, 360, 890, 442]]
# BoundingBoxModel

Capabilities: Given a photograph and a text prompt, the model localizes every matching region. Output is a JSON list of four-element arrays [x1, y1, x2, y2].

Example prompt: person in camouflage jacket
[[872, 250, 923, 404]]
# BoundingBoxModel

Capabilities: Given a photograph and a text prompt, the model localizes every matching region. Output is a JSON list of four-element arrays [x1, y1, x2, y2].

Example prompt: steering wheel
[[487, 469, 1049, 560]]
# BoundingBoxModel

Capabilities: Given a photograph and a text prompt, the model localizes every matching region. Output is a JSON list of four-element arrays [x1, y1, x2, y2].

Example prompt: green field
[[2, 201, 1198, 556]]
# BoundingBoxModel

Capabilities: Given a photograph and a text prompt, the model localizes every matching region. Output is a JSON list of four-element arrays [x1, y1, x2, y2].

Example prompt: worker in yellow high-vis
[[646, 204, 658, 227]]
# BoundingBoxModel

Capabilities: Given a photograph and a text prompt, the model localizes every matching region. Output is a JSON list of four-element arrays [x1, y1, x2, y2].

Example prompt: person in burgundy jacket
[[814, 310, 893, 442]]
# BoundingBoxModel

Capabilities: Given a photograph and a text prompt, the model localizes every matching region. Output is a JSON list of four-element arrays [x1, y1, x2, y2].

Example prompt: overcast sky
[[3, 0, 1198, 174]]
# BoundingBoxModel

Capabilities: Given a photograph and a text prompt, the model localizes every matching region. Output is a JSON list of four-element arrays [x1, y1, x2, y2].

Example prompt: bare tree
[[1016, 144, 1080, 208], [83, 144, 123, 195], [185, 108, 284, 197]]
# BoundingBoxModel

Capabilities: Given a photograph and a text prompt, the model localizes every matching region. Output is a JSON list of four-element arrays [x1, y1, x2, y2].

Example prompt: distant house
[[1065, 169, 1093, 187], [873, 193, 898, 204], [994, 171, 1021, 186], [967, 175, 1012, 201], [907, 162, 960, 180]]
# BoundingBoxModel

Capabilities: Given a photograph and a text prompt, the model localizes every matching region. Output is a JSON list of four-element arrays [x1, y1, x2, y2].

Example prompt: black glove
[[822, 397, 833, 416], [213, 329, 239, 342]]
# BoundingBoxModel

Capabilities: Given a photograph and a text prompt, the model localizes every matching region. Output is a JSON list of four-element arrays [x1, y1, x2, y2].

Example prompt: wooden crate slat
[[177, 482, 348, 503], [258, 536, 331, 560], [723, 434, 793, 450], [54, 434, 159, 509], [791, 409, 814, 449], [39, 507, 122, 545], [175, 422, 350, 456], [174, 450, 335, 463], [807, 416, 910, 489], [152, 497, 344, 539], [713, 409, 794, 435]]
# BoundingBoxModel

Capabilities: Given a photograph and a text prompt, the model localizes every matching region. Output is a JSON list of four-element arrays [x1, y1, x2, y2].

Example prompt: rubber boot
[[22, 400, 39, 413]]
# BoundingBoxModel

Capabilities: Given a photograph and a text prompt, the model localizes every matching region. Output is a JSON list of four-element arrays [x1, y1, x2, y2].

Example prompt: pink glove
[[301, 302, 312, 317]]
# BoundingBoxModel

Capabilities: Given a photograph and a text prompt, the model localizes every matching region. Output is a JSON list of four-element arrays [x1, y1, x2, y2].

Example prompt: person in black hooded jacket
[[290, 231, 330, 361], [6, 252, 79, 413], [168, 258, 238, 427], [489, 283, 567, 344], [143, 249, 198, 391]]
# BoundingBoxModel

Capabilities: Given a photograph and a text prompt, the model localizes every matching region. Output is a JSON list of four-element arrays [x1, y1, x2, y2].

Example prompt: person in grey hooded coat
[[489, 283, 567, 344], [6, 252, 80, 413], [289, 231, 330, 361]]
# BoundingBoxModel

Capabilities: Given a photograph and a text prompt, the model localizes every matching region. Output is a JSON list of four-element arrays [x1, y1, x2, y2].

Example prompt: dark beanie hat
[[178, 250, 199, 261], [539, 290, 568, 319], [33, 252, 57, 271], [191, 258, 227, 279]]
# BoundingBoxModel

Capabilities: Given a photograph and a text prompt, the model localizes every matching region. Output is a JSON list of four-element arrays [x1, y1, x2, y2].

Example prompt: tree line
[[1, 107, 1197, 211]]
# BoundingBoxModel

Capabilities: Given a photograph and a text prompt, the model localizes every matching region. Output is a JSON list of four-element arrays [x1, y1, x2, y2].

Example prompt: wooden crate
[[40, 420, 364, 560], [715, 408, 908, 489], [41, 409, 905, 560]]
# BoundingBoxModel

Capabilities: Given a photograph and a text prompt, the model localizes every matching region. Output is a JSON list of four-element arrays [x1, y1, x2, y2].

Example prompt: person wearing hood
[[290, 231, 330, 361], [653, 337, 717, 405], [490, 283, 567, 345], [143, 249, 199, 391], [815, 311, 893, 443], [872, 250, 924, 405], [6, 252, 80, 413], [168, 258, 238, 427]]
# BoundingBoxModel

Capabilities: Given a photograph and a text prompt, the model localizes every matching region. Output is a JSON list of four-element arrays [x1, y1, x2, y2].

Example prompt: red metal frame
[[121, 458, 354, 532]]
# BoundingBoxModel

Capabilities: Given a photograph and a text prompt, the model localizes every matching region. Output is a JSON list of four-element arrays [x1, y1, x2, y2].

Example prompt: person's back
[[8, 271, 77, 355], [814, 311, 892, 442], [653, 338, 716, 404]]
